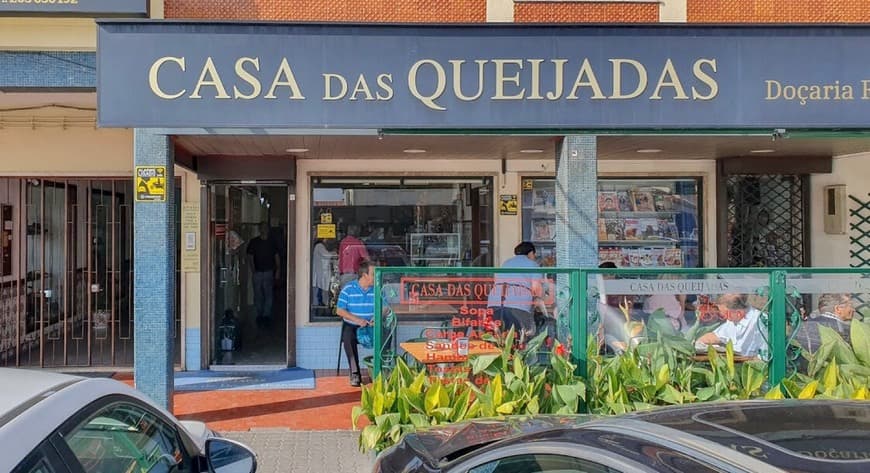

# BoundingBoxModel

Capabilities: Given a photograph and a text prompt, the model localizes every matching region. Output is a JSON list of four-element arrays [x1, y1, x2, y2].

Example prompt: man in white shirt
[[697, 293, 768, 357]]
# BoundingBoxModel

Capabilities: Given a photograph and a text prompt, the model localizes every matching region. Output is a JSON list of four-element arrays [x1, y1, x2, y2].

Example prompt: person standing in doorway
[[336, 261, 376, 387], [338, 224, 370, 288], [311, 239, 336, 313], [487, 242, 544, 343], [247, 222, 281, 330]]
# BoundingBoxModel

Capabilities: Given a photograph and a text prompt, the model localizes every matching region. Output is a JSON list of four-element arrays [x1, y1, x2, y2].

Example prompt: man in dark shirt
[[795, 293, 854, 354], [247, 222, 281, 329]]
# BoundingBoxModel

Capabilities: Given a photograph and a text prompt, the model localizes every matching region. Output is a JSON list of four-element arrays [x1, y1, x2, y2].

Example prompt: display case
[[409, 233, 461, 267], [521, 177, 702, 268]]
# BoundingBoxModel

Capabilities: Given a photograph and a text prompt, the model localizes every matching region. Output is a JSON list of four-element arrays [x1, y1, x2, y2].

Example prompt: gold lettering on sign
[[545, 59, 568, 100], [609, 59, 647, 100], [149, 57, 186, 100], [650, 59, 689, 100], [449, 60, 487, 102], [492, 59, 525, 100], [233, 57, 262, 100], [863, 80, 870, 100], [190, 57, 230, 99], [408, 59, 447, 111], [264, 58, 305, 100], [567, 59, 606, 100], [376, 74, 394, 100], [322, 74, 348, 100], [692, 59, 718, 100], [526, 59, 545, 100], [350, 74, 375, 101]]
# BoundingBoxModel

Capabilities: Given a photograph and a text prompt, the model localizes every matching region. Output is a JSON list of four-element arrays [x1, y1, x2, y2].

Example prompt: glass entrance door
[[208, 183, 289, 365]]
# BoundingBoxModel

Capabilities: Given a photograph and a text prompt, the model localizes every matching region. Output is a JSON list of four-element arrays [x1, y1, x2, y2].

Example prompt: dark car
[[374, 400, 870, 473]]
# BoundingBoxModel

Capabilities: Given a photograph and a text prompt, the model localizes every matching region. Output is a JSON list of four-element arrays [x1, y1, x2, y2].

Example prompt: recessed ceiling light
[[403, 149, 426, 154], [636, 148, 662, 154], [750, 149, 776, 154], [285, 148, 309, 153], [520, 149, 544, 154]]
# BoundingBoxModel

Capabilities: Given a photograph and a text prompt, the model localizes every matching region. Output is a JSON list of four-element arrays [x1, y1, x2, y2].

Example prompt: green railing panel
[[369, 265, 867, 405]]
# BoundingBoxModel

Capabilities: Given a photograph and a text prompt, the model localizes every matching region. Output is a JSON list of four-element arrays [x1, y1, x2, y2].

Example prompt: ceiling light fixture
[[519, 149, 544, 154], [750, 149, 776, 154], [636, 148, 662, 154], [285, 148, 309, 153], [403, 149, 427, 154]]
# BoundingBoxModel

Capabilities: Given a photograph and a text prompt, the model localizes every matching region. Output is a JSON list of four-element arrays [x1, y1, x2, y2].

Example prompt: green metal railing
[[372, 266, 869, 392]]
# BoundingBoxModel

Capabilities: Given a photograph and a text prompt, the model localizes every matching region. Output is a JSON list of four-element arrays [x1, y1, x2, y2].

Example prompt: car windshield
[[691, 403, 870, 461]]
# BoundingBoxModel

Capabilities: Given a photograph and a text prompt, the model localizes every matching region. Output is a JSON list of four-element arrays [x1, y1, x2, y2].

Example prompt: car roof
[[0, 368, 84, 424], [385, 401, 870, 472]]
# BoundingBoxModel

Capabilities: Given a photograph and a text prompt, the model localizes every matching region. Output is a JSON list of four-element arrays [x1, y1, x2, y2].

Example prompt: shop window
[[521, 177, 702, 268], [309, 177, 493, 321]]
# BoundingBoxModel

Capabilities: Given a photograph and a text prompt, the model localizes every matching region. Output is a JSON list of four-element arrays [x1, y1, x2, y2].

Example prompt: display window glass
[[309, 177, 493, 320], [521, 177, 702, 268]]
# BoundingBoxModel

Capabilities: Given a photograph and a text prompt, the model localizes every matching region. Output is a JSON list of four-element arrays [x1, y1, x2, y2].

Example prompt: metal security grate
[[849, 194, 870, 319], [725, 174, 807, 268]]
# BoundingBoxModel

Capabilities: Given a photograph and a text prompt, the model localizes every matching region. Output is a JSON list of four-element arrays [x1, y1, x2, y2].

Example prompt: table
[[692, 354, 755, 363], [400, 341, 501, 364]]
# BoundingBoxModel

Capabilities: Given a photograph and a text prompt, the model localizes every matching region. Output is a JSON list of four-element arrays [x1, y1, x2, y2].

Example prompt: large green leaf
[[375, 413, 400, 428], [554, 384, 579, 408], [765, 385, 785, 400], [659, 385, 685, 404], [851, 321, 870, 367], [798, 380, 819, 399], [408, 413, 430, 428], [471, 354, 500, 375], [819, 325, 859, 365], [655, 363, 670, 390], [492, 374, 504, 406], [424, 383, 443, 415], [361, 425, 384, 452], [351, 406, 365, 429], [496, 401, 519, 415], [823, 360, 840, 393], [696, 386, 719, 402], [646, 309, 678, 338]]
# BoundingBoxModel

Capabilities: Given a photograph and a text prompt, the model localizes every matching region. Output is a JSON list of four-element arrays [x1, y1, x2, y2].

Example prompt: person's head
[[599, 262, 617, 269], [716, 293, 748, 321], [357, 260, 375, 288], [818, 293, 854, 321], [514, 241, 536, 260], [258, 222, 269, 238]]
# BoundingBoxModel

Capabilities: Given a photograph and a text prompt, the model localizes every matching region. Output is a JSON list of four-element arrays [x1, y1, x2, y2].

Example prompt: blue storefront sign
[[96, 23, 870, 130], [1, 0, 146, 16]]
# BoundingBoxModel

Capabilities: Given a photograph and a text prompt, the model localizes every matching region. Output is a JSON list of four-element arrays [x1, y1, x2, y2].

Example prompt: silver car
[[0, 368, 257, 473]]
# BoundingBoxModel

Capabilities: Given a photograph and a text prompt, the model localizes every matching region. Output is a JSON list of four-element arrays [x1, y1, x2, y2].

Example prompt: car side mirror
[[205, 438, 257, 473]]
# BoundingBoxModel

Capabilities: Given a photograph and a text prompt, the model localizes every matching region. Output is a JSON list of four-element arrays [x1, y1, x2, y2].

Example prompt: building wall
[[0, 124, 132, 176], [810, 152, 870, 268], [514, 1, 659, 23], [687, 0, 870, 23], [165, 0, 487, 22]]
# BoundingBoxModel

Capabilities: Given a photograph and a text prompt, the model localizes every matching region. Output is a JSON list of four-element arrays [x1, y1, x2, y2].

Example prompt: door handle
[[219, 267, 228, 285]]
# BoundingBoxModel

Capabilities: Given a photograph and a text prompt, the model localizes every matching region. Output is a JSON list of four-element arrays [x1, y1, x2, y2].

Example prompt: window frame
[[445, 441, 656, 473], [12, 438, 72, 473], [51, 394, 199, 473]]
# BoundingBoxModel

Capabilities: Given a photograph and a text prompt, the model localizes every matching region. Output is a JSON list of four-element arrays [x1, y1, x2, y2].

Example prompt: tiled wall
[[514, 1, 659, 23], [687, 0, 870, 23], [165, 0, 486, 22], [296, 324, 421, 370]]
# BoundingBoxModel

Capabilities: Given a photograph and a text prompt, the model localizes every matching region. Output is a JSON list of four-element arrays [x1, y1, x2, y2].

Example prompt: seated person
[[336, 261, 376, 387], [794, 293, 854, 354], [696, 293, 767, 357]]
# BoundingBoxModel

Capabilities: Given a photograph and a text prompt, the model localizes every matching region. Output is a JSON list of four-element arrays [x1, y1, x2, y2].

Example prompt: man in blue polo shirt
[[487, 241, 544, 343], [336, 260, 375, 387]]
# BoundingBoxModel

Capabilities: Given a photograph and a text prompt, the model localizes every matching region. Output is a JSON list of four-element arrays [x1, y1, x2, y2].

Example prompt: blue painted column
[[555, 135, 598, 377], [555, 135, 599, 268], [133, 129, 176, 410]]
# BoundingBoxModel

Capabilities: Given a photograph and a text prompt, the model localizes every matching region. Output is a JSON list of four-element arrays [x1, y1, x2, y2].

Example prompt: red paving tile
[[115, 373, 368, 432]]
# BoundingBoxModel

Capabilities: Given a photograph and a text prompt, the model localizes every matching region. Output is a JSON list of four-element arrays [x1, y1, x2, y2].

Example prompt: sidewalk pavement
[[226, 430, 375, 473], [114, 371, 378, 472]]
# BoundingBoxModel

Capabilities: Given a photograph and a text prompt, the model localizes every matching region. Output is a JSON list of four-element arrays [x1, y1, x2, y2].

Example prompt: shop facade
[[5, 2, 870, 408]]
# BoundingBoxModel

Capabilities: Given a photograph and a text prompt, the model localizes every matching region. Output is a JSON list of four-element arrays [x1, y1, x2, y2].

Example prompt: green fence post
[[769, 270, 787, 387], [373, 267, 383, 380], [572, 269, 587, 378]]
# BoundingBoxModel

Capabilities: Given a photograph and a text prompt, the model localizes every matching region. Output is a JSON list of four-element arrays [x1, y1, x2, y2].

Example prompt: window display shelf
[[522, 177, 701, 268]]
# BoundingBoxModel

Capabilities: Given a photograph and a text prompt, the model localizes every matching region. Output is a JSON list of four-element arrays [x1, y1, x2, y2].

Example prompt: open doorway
[[208, 183, 290, 366]]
